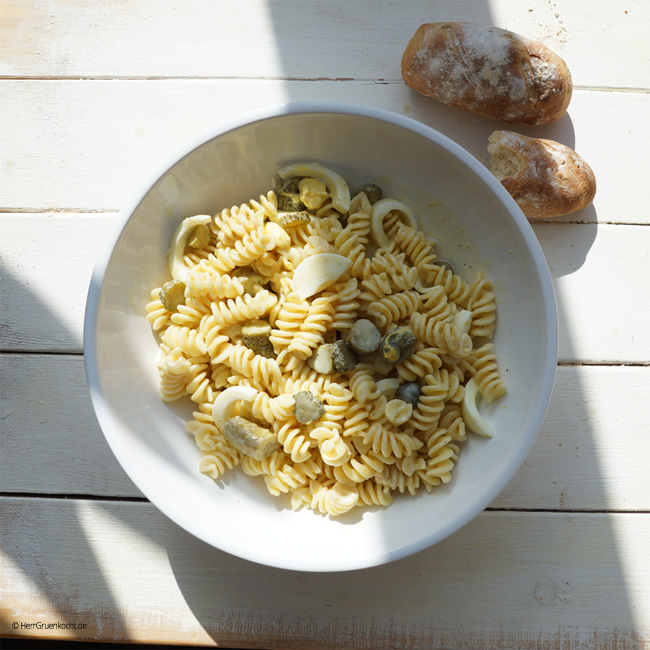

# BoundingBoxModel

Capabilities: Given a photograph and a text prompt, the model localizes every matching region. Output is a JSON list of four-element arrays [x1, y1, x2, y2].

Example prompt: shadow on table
[[0, 265, 135, 642], [0, 4, 640, 648], [163, 3, 638, 650], [167, 4, 637, 650]]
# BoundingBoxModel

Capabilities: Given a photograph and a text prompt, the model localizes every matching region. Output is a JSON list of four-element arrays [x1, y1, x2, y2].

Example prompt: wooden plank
[[3, 214, 649, 363], [491, 364, 650, 511], [0, 81, 646, 222], [0, 213, 115, 353], [1, 0, 647, 90], [0, 354, 141, 499], [2, 497, 649, 648], [532, 222, 650, 364], [2, 355, 649, 513]]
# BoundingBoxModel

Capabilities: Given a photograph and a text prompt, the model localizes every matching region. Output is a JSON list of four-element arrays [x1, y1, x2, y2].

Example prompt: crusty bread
[[401, 22, 572, 125], [488, 130, 596, 219]]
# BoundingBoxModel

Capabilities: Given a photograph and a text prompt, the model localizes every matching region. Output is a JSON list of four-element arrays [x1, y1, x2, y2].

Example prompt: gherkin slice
[[293, 391, 325, 425], [159, 279, 186, 312], [224, 416, 279, 460]]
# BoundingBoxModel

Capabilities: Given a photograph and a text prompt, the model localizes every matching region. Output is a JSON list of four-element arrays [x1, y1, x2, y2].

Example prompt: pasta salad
[[145, 163, 506, 517]]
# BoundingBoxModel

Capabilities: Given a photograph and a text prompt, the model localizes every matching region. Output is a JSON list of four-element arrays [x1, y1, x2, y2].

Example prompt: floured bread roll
[[402, 22, 572, 125], [488, 130, 596, 219]]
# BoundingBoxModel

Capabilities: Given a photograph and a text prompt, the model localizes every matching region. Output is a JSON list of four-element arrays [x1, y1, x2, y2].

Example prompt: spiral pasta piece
[[249, 191, 280, 222], [264, 456, 321, 496], [161, 324, 208, 358], [423, 427, 459, 485], [367, 290, 421, 329], [340, 401, 371, 438], [333, 451, 386, 486], [361, 422, 423, 459], [146, 289, 172, 331], [471, 343, 507, 403], [349, 365, 381, 404], [170, 302, 207, 329], [275, 420, 313, 463], [425, 263, 472, 306], [411, 373, 448, 431], [159, 348, 191, 401], [409, 312, 472, 358], [356, 480, 394, 507], [185, 360, 214, 404], [439, 404, 467, 442], [359, 271, 393, 302], [300, 480, 359, 516], [213, 201, 265, 248], [467, 273, 497, 338], [146, 164, 506, 516], [215, 343, 283, 391], [186, 261, 246, 300], [394, 222, 438, 279], [395, 347, 443, 382], [310, 426, 352, 467], [287, 296, 336, 359], [325, 277, 360, 331], [210, 290, 278, 328], [420, 285, 453, 321], [375, 465, 423, 496], [332, 193, 372, 277], [248, 392, 295, 424], [193, 423, 241, 479]]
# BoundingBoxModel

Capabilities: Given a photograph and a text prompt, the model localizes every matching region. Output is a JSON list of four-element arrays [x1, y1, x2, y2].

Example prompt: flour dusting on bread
[[488, 130, 596, 219], [402, 23, 572, 125]]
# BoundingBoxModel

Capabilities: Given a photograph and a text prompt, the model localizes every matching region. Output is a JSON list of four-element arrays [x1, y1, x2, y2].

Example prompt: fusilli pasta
[[147, 163, 507, 517]]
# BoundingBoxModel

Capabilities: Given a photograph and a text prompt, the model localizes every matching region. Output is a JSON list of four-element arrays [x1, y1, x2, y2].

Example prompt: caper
[[159, 279, 186, 312], [293, 391, 325, 425], [356, 183, 383, 205], [436, 259, 455, 274], [396, 381, 421, 406], [380, 326, 417, 364], [346, 319, 381, 355]]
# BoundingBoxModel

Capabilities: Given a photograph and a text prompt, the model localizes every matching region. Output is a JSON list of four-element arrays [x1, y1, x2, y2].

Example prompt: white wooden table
[[1, 1, 649, 648]]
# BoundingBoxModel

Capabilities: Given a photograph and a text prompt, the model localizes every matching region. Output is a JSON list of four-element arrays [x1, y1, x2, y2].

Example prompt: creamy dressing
[[368, 174, 490, 281]]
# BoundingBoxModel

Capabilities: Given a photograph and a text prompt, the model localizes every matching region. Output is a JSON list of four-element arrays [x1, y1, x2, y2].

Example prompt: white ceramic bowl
[[84, 103, 557, 572]]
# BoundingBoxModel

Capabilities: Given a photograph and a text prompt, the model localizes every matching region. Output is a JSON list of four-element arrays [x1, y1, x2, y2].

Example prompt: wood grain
[[3, 215, 649, 363], [1, 0, 647, 90], [2, 0, 649, 646], [0, 82, 646, 221], [0, 213, 115, 353], [2, 354, 649, 512], [2, 497, 648, 648]]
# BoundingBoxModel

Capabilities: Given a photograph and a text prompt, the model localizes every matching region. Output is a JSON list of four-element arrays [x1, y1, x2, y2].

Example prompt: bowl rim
[[83, 101, 558, 571]]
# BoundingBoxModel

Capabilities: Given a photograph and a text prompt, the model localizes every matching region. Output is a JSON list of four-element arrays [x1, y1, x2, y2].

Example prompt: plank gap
[[2, 494, 649, 515], [1, 76, 649, 93], [0, 350, 85, 357], [557, 360, 650, 367], [2, 351, 650, 368], [486, 506, 650, 515], [0, 492, 149, 503]]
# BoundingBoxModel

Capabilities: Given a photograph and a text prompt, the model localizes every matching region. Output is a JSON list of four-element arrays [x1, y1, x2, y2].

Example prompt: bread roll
[[488, 130, 596, 219], [401, 22, 572, 125]]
